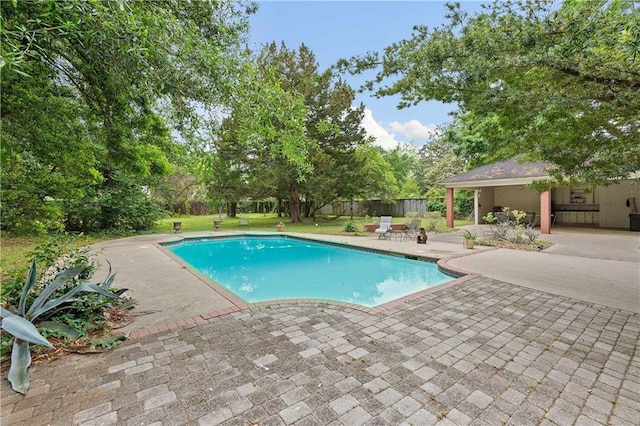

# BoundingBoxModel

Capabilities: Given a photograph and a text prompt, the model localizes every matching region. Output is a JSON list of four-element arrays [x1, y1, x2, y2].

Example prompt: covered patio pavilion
[[441, 159, 640, 234], [441, 159, 554, 234]]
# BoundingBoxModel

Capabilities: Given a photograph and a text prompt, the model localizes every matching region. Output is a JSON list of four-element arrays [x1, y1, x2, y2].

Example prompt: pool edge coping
[[127, 233, 477, 340]]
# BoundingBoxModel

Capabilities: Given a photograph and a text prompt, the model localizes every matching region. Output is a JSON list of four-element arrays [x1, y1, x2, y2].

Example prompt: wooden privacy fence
[[316, 199, 429, 217]]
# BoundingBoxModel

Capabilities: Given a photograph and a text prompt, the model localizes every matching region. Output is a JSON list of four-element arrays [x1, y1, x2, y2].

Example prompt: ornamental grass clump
[[0, 259, 125, 394]]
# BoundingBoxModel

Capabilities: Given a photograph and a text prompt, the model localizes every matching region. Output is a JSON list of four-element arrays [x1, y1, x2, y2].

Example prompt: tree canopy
[[339, 0, 640, 184], [202, 43, 393, 222], [1, 0, 254, 232]]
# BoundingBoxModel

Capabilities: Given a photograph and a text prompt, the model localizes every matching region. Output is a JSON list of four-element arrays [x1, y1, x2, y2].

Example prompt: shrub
[[483, 212, 497, 224], [482, 206, 539, 245], [424, 211, 442, 232], [0, 164, 66, 234], [424, 212, 442, 220], [424, 222, 437, 232], [426, 192, 473, 218], [454, 195, 474, 218], [0, 235, 129, 394], [65, 172, 161, 233], [0, 275, 24, 309], [427, 198, 446, 216], [0, 259, 123, 394], [342, 220, 357, 232], [487, 222, 511, 241]]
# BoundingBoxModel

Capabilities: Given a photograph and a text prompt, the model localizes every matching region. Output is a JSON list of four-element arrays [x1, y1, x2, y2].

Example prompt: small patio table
[[389, 229, 411, 241]]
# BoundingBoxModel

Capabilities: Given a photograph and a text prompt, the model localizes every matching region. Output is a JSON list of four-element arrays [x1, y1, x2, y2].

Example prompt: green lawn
[[153, 214, 470, 235], [154, 213, 371, 234], [0, 234, 110, 280]]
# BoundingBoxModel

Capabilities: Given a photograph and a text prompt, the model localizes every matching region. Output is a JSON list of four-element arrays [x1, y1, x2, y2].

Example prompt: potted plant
[[276, 221, 285, 232], [462, 230, 476, 249]]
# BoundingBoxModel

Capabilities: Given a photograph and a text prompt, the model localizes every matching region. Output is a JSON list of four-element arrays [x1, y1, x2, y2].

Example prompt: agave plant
[[0, 259, 123, 394]]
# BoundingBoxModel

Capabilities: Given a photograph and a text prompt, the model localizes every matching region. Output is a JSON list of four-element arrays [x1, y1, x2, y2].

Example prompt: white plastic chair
[[375, 216, 393, 239]]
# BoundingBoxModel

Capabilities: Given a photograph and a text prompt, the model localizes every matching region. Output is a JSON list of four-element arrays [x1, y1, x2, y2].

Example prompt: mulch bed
[[477, 238, 554, 251], [1, 305, 135, 373]]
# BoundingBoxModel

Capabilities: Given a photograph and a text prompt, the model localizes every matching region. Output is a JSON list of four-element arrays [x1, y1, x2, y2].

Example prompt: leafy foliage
[[418, 134, 471, 215], [1, 234, 96, 306], [151, 167, 204, 215], [0, 259, 122, 394], [202, 57, 312, 222], [380, 144, 419, 191], [423, 212, 443, 232], [65, 172, 162, 233], [203, 43, 389, 222], [0, 234, 130, 394], [482, 207, 539, 244], [339, 0, 640, 184], [462, 230, 477, 241], [342, 220, 358, 233], [416, 137, 467, 198], [1, 0, 254, 233]]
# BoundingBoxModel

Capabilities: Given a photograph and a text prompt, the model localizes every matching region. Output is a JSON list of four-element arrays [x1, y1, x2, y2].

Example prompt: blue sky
[[248, 1, 484, 149]]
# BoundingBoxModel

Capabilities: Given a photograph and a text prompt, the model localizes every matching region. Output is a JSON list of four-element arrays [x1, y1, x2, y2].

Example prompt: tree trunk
[[303, 200, 313, 218], [227, 201, 237, 218], [288, 185, 302, 223]]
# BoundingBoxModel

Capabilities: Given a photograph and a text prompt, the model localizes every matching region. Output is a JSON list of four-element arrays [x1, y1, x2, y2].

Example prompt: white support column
[[474, 189, 481, 225]]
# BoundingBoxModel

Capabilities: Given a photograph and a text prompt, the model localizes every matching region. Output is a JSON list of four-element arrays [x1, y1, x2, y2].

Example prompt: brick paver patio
[[1, 276, 638, 425]]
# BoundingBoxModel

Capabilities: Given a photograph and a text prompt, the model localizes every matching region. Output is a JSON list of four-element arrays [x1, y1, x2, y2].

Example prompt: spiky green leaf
[[100, 273, 117, 291], [38, 321, 82, 340], [18, 259, 37, 316], [27, 265, 85, 317], [30, 282, 119, 321], [98, 261, 113, 290], [8, 341, 31, 394], [0, 310, 54, 348]]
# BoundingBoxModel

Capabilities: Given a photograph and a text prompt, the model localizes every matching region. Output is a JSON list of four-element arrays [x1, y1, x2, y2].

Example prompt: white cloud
[[387, 119, 439, 139], [361, 108, 402, 150], [360, 108, 440, 150]]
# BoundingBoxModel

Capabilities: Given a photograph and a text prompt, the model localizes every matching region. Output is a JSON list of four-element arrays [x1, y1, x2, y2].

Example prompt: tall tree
[[339, 0, 640, 184], [417, 134, 472, 216], [252, 44, 321, 222], [201, 116, 252, 218], [214, 43, 384, 222], [203, 43, 393, 221], [1, 0, 254, 232], [398, 174, 423, 199], [380, 143, 420, 192], [1, 60, 100, 232], [257, 43, 394, 219], [300, 68, 387, 217], [443, 113, 501, 170], [417, 137, 467, 198], [204, 60, 313, 221]]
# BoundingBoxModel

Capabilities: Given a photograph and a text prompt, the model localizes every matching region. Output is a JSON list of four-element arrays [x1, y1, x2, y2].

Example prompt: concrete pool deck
[[86, 230, 490, 334], [1, 227, 638, 425], [92, 227, 639, 335]]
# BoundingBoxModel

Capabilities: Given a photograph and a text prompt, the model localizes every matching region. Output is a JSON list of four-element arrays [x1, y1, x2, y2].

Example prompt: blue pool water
[[166, 236, 455, 308]]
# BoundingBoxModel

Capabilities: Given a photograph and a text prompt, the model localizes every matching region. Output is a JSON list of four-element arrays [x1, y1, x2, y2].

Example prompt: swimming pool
[[165, 236, 457, 308]]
